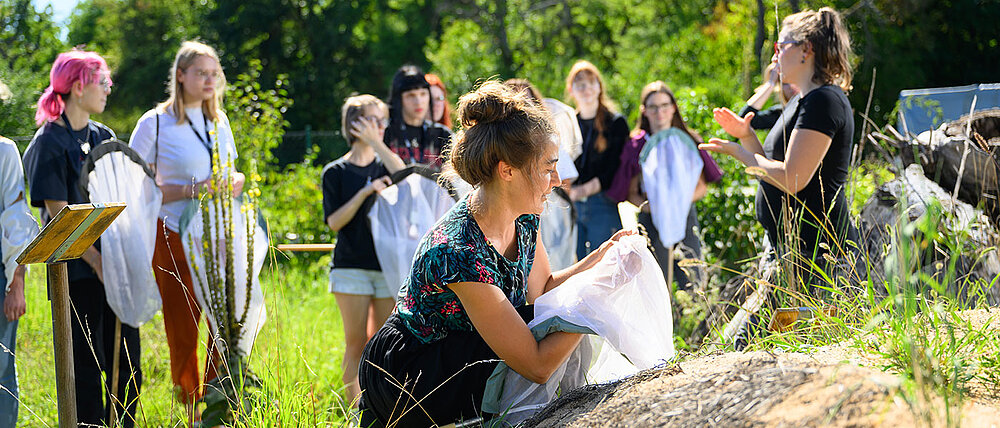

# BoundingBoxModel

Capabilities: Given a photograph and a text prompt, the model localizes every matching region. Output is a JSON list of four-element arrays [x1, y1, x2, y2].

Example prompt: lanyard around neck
[[60, 112, 93, 154], [188, 113, 213, 154]]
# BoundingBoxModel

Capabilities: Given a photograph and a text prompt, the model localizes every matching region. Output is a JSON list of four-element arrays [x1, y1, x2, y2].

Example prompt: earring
[[801, 56, 806, 64]]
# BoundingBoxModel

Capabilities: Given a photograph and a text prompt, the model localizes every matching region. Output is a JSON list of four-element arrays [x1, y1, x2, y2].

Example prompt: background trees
[[2, 0, 998, 270]]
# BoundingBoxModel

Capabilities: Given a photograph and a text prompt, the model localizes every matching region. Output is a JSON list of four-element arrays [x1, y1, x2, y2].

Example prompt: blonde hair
[[158, 41, 226, 124], [341, 94, 388, 145], [782, 7, 854, 92]]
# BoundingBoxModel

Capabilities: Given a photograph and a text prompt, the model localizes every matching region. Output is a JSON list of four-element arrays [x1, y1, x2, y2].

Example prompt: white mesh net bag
[[79, 140, 162, 327], [483, 234, 675, 424], [639, 128, 704, 248], [369, 167, 456, 299]]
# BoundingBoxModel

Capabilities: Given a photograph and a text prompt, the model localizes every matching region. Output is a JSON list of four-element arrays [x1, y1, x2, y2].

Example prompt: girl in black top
[[383, 65, 453, 169], [565, 60, 628, 260], [23, 49, 141, 428], [322, 94, 405, 407], [702, 7, 859, 286]]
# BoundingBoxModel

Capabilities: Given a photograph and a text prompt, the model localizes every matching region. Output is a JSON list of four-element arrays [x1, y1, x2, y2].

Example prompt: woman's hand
[[713, 107, 754, 140], [366, 176, 392, 195], [4, 267, 26, 322], [232, 172, 246, 196], [699, 138, 746, 161], [584, 229, 637, 267], [350, 117, 384, 147]]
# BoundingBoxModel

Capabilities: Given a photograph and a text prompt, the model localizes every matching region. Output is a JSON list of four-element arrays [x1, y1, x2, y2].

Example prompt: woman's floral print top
[[396, 195, 539, 344]]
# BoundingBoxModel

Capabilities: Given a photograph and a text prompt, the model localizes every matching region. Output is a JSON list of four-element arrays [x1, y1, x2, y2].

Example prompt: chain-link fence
[[8, 127, 351, 166]]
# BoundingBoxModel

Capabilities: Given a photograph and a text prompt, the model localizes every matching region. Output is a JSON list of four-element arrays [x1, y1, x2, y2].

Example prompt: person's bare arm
[[351, 117, 405, 173], [526, 229, 635, 302], [700, 128, 832, 194], [692, 175, 708, 202], [325, 177, 391, 232], [450, 281, 582, 384]]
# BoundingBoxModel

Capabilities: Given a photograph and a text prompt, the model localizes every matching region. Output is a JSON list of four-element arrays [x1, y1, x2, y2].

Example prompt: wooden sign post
[[16, 202, 126, 428]]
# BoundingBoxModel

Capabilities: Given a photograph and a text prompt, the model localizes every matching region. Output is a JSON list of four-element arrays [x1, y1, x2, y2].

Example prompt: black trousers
[[67, 278, 141, 428], [359, 306, 533, 427]]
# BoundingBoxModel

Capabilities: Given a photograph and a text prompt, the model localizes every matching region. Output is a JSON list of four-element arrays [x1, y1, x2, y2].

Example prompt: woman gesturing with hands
[[700, 7, 860, 287]]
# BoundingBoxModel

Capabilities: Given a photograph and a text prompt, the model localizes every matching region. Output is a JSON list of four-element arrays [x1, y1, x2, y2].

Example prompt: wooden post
[[16, 203, 127, 428], [47, 262, 77, 428]]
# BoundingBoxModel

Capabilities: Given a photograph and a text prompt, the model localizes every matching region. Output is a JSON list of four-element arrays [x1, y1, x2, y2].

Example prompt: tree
[[0, 0, 65, 140], [67, 0, 207, 133]]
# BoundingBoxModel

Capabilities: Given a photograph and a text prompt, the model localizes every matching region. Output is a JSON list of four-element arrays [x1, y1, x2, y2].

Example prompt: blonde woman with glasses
[[128, 40, 241, 423]]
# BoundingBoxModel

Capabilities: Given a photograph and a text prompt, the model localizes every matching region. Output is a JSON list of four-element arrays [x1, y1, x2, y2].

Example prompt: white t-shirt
[[129, 106, 239, 232], [543, 98, 581, 182]]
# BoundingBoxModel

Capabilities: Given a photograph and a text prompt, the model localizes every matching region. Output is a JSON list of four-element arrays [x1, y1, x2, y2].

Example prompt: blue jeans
[[574, 193, 623, 260], [0, 270, 18, 427]]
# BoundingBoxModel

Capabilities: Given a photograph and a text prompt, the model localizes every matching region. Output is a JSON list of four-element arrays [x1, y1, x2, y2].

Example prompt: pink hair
[[34, 50, 112, 125]]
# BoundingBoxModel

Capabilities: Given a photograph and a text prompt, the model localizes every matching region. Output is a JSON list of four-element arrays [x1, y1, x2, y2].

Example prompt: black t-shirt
[[322, 157, 390, 270], [755, 85, 858, 259], [739, 101, 795, 131], [23, 120, 115, 283], [574, 113, 629, 191], [384, 120, 453, 169]]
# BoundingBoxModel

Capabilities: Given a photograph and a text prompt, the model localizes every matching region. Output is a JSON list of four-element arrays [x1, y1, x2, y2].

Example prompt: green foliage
[[0, 0, 65, 74], [67, 0, 208, 134], [0, 64, 43, 143], [223, 60, 329, 251], [0, 0, 65, 140]]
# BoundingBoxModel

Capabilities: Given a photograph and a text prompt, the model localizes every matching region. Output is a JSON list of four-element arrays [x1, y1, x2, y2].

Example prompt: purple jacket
[[606, 129, 723, 203]]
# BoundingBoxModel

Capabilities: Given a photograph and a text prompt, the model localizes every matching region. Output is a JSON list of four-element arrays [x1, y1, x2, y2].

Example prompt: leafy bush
[[225, 59, 330, 264]]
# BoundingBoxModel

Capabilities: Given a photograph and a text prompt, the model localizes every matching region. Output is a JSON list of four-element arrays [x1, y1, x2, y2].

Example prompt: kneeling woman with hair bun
[[358, 81, 632, 427]]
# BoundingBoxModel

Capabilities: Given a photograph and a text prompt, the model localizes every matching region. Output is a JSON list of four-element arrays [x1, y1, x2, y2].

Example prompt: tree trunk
[[755, 0, 766, 71], [494, 0, 516, 78]]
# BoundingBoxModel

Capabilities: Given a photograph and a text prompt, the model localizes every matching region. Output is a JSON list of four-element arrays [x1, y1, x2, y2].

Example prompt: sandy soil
[[525, 309, 1000, 427]]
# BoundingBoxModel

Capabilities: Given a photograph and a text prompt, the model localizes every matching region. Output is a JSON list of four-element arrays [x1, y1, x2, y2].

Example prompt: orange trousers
[[153, 219, 219, 405]]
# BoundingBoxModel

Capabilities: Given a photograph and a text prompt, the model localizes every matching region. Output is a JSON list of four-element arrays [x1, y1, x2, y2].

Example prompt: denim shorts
[[329, 268, 394, 299]]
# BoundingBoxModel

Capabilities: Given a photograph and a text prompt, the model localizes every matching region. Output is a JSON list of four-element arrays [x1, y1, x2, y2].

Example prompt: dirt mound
[[527, 351, 914, 427], [527, 341, 999, 427]]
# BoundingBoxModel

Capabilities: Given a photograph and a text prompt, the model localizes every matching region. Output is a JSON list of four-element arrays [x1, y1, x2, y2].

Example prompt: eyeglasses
[[186, 68, 223, 80], [774, 40, 802, 55], [572, 80, 599, 91], [96, 77, 112, 91], [361, 116, 389, 127], [645, 101, 674, 113]]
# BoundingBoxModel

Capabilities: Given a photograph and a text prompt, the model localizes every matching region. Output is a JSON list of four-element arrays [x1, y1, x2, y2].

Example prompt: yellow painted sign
[[17, 203, 126, 265]]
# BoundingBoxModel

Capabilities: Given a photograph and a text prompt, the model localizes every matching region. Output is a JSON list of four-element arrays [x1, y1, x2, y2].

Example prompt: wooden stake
[[109, 318, 122, 425], [48, 262, 77, 428]]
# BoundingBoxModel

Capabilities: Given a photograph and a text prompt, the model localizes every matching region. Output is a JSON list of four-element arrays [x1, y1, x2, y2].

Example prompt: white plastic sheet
[[180, 197, 267, 357], [539, 192, 577, 271], [640, 128, 704, 248], [369, 172, 456, 299], [81, 142, 162, 327], [486, 235, 675, 424]]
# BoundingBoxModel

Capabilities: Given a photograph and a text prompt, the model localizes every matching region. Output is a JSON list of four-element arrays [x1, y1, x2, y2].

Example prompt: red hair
[[425, 73, 453, 128], [35, 50, 112, 125]]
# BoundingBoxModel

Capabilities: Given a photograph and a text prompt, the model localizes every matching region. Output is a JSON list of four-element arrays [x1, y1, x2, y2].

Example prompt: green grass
[[15, 253, 351, 427]]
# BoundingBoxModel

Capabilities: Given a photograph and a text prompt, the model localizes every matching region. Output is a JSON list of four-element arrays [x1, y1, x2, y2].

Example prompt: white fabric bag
[[539, 191, 577, 271], [369, 169, 456, 299], [180, 196, 268, 357], [640, 128, 704, 248], [80, 141, 162, 327], [485, 235, 675, 424]]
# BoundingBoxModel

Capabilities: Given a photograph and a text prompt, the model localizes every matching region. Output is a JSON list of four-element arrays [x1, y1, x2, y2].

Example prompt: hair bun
[[458, 81, 523, 128]]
